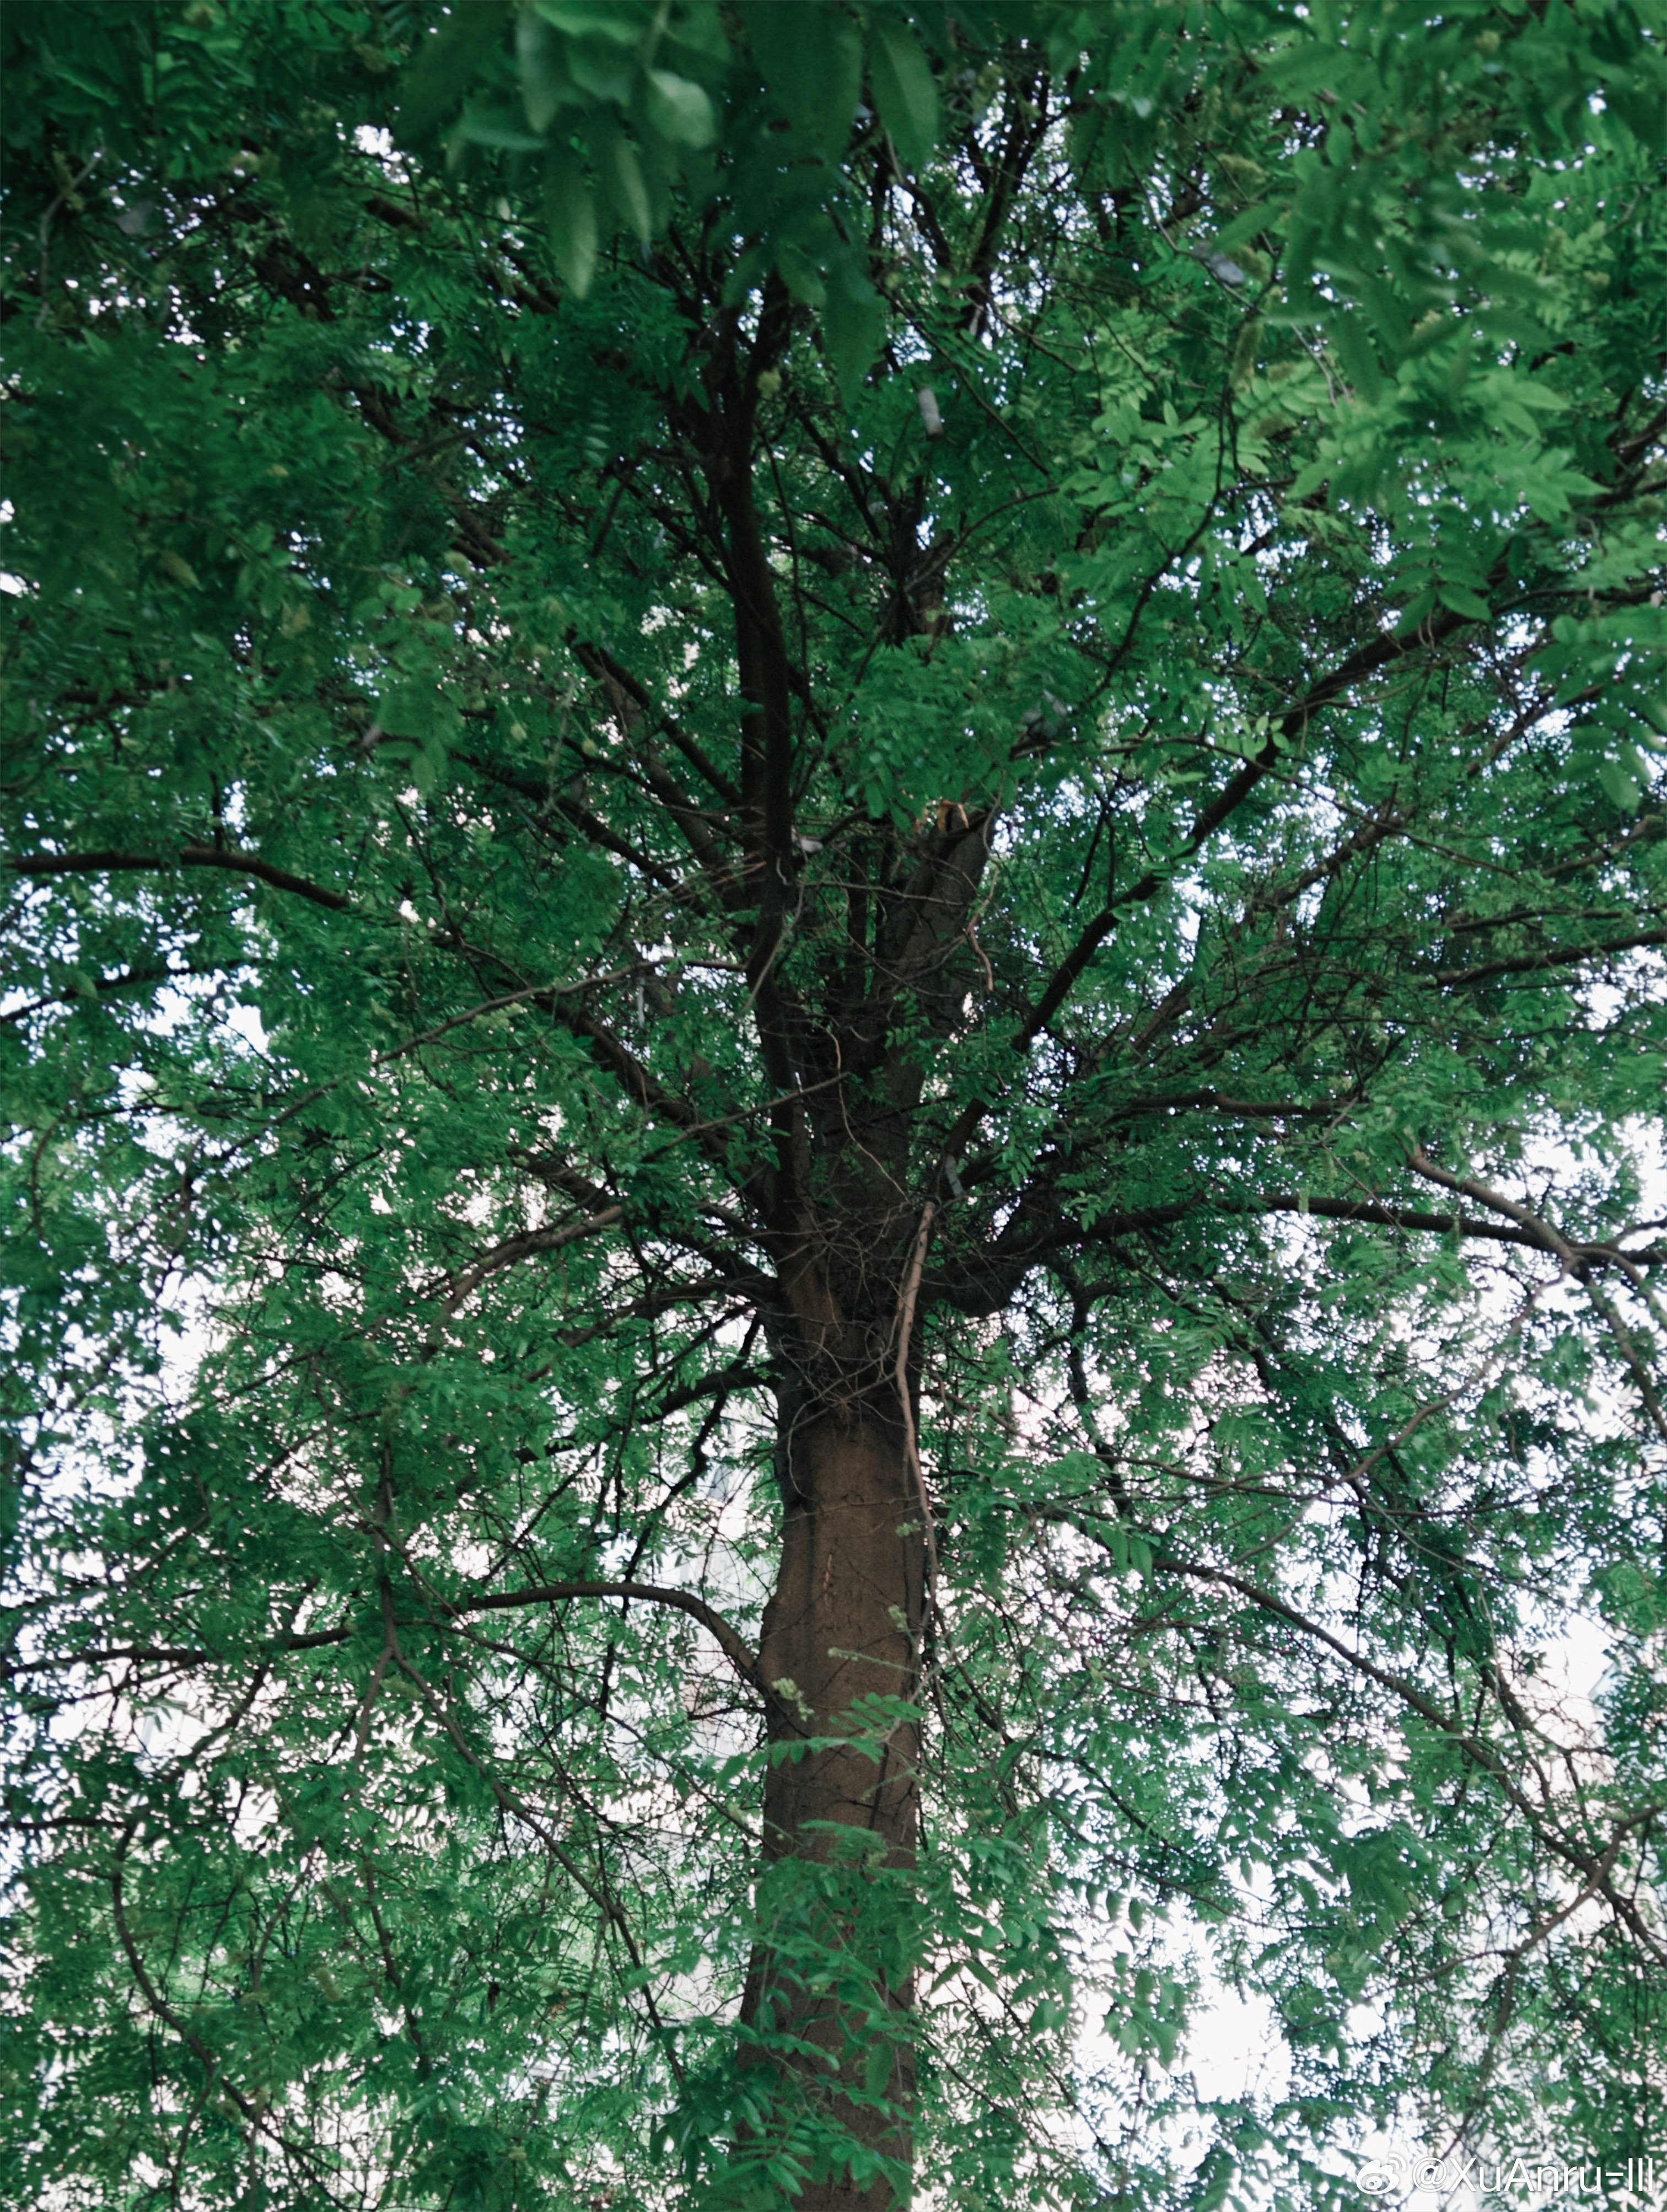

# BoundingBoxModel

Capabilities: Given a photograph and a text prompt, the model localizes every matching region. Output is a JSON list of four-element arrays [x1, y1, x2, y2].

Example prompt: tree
[[3, 1, 1664, 2205]]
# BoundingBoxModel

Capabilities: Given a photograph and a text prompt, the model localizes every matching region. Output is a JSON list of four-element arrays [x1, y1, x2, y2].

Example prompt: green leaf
[[1229, 315, 1262, 389], [775, 240, 827, 308], [455, 106, 547, 152], [1212, 201, 1274, 255], [1597, 758, 1643, 810], [1330, 312, 1384, 403], [822, 257, 883, 413], [740, 0, 861, 158], [868, 16, 939, 169], [394, 0, 512, 145], [588, 112, 653, 240], [1435, 582, 1492, 623], [530, 0, 644, 40], [375, 684, 458, 747], [518, 13, 579, 135], [645, 68, 716, 148], [863, 2037, 893, 2098], [1394, 586, 1439, 633], [544, 138, 599, 294]]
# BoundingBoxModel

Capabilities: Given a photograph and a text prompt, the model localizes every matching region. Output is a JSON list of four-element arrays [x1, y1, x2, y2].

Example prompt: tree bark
[[738, 1378, 926, 2209]]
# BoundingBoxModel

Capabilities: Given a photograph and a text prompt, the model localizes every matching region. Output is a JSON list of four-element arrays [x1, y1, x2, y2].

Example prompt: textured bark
[[740, 1381, 926, 2209]]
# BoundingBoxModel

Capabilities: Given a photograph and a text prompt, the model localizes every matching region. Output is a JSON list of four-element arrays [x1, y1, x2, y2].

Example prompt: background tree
[[3, 2, 1665, 2208]]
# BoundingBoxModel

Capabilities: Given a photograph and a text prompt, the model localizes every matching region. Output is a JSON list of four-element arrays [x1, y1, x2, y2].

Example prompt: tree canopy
[[3, 2, 1665, 2207]]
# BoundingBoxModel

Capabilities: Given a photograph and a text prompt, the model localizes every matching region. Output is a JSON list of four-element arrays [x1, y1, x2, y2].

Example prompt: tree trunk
[[738, 1381, 926, 2209]]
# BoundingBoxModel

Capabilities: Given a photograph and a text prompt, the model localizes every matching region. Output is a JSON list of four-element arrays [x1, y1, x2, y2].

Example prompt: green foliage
[[2, 2, 1665, 2209]]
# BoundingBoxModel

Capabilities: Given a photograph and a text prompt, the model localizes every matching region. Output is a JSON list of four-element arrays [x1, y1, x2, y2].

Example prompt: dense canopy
[[2, 2, 1665, 2208]]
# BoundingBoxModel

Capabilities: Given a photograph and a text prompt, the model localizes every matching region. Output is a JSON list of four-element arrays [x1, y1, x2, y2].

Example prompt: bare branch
[[9, 845, 354, 911]]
